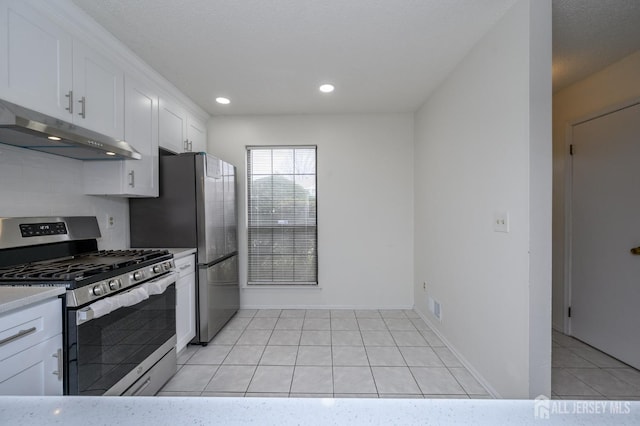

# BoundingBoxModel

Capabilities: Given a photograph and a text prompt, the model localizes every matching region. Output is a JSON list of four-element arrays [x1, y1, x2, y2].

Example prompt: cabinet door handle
[[179, 264, 191, 270], [189, 140, 193, 152], [65, 90, 73, 114], [184, 139, 190, 152], [78, 96, 86, 118], [52, 348, 63, 381], [0, 326, 37, 347], [128, 170, 135, 187]]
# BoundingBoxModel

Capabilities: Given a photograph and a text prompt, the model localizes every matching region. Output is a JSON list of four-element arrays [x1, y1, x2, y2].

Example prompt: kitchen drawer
[[175, 255, 196, 276], [0, 298, 61, 362], [0, 333, 63, 395]]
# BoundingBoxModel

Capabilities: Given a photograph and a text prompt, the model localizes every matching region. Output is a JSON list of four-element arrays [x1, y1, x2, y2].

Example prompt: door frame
[[563, 97, 640, 335]]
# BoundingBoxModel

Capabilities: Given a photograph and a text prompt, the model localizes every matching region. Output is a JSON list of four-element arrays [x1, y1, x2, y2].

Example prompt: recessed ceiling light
[[105, 151, 116, 156], [47, 136, 62, 141], [216, 97, 230, 105], [319, 84, 335, 93]]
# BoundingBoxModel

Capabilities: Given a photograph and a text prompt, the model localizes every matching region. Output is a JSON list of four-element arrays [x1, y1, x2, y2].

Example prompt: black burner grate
[[0, 249, 169, 282]]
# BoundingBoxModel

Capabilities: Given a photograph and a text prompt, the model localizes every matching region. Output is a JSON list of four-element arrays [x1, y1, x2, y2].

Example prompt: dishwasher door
[[196, 254, 239, 344]]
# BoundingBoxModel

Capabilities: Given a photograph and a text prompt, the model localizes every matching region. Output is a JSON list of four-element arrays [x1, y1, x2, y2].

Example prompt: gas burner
[[0, 248, 171, 286]]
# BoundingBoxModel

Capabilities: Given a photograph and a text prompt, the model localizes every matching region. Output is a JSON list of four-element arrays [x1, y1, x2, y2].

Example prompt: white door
[[570, 102, 640, 369]]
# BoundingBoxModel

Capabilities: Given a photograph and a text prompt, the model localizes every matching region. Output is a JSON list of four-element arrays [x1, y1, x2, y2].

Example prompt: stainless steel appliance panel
[[66, 283, 176, 395], [0, 216, 100, 250], [196, 154, 225, 265], [120, 346, 177, 396], [197, 255, 239, 343], [130, 154, 198, 249], [130, 153, 239, 345], [223, 161, 238, 254]]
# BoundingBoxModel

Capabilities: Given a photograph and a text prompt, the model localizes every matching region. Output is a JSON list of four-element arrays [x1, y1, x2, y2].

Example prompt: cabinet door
[[0, 334, 63, 396], [159, 98, 187, 154], [187, 115, 207, 153], [72, 40, 124, 139], [123, 76, 159, 196], [0, 0, 73, 120], [176, 271, 196, 352], [83, 76, 159, 197]]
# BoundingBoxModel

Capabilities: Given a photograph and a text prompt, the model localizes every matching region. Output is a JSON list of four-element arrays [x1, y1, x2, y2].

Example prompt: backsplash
[[0, 143, 129, 249]]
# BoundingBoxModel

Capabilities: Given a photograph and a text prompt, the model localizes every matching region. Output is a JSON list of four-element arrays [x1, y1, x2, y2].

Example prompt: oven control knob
[[133, 271, 143, 281], [109, 280, 120, 290], [164, 262, 172, 270], [92, 285, 103, 296], [153, 265, 162, 274]]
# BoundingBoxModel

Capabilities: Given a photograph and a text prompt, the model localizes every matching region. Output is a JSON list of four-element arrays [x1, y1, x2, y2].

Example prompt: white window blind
[[247, 146, 317, 285]]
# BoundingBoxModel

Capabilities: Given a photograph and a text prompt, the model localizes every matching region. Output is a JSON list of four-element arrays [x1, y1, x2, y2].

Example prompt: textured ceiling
[[70, 0, 640, 116], [553, 0, 640, 93]]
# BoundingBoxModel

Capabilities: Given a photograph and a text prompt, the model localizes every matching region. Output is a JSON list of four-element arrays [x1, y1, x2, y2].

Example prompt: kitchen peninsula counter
[[0, 396, 638, 425]]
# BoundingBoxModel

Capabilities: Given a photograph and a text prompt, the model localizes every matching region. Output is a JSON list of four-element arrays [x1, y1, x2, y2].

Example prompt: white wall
[[413, 0, 551, 398], [0, 143, 129, 248], [552, 50, 640, 331], [208, 114, 414, 309]]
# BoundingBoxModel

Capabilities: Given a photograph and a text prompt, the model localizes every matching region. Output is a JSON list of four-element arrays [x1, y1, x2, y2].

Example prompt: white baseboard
[[240, 305, 414, 310], [414, 308, 501, 399]]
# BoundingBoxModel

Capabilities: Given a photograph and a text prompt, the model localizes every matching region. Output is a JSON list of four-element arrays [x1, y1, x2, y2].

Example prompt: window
[[246, 146, 317, 285]]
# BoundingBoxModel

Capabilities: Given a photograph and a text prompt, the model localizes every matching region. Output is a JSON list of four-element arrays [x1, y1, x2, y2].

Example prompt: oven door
[[65, 272, 177, 395]]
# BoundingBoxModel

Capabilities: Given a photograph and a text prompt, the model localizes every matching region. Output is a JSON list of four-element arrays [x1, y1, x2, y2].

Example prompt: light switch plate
[[493, 211, 509, 233]]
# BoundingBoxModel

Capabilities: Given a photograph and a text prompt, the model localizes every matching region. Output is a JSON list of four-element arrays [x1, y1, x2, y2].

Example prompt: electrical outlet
[[423, 282, 426, 291], [105, 214, 115, 230], [493, 211, 510, 233]]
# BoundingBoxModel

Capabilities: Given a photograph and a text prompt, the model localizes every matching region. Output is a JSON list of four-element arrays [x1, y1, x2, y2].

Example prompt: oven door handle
[[76, 272, 176, 325], [141, 272, 177, 296]]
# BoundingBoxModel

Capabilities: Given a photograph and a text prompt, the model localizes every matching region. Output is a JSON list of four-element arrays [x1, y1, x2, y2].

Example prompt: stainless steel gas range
[[0, 216, 177, 396]]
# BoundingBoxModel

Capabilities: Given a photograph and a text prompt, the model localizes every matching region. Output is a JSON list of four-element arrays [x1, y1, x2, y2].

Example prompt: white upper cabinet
[[84, 75, 159, 197], [0, 1, 124, 140], [187, 115, 207, 153], [123, 76, 159, 196], [159, 97, 207, 154], [159, 97, 187, 154], [0, 0, 73, 120], [71, 40, 125, 140]]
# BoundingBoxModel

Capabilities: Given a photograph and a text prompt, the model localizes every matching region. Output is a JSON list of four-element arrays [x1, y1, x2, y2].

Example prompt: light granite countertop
[[0, 286, 65, 315], [0, 396, 638, 425]]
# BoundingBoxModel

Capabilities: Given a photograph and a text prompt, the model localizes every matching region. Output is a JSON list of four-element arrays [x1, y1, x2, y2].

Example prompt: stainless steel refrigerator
[[129, 152, 239, 344]]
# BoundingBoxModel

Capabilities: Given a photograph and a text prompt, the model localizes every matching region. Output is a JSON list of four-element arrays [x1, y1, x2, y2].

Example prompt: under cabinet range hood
[[0, 100, 141, 160]]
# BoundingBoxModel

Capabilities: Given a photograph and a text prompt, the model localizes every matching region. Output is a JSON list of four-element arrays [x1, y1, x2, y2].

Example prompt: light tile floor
[[552, 330, 640, 400], [159, 309, 492, 398]]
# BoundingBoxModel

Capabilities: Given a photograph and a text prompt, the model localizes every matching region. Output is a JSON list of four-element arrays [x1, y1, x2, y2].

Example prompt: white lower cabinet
[[0, 298, 63, 396], [175, 254, 196, 353]]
